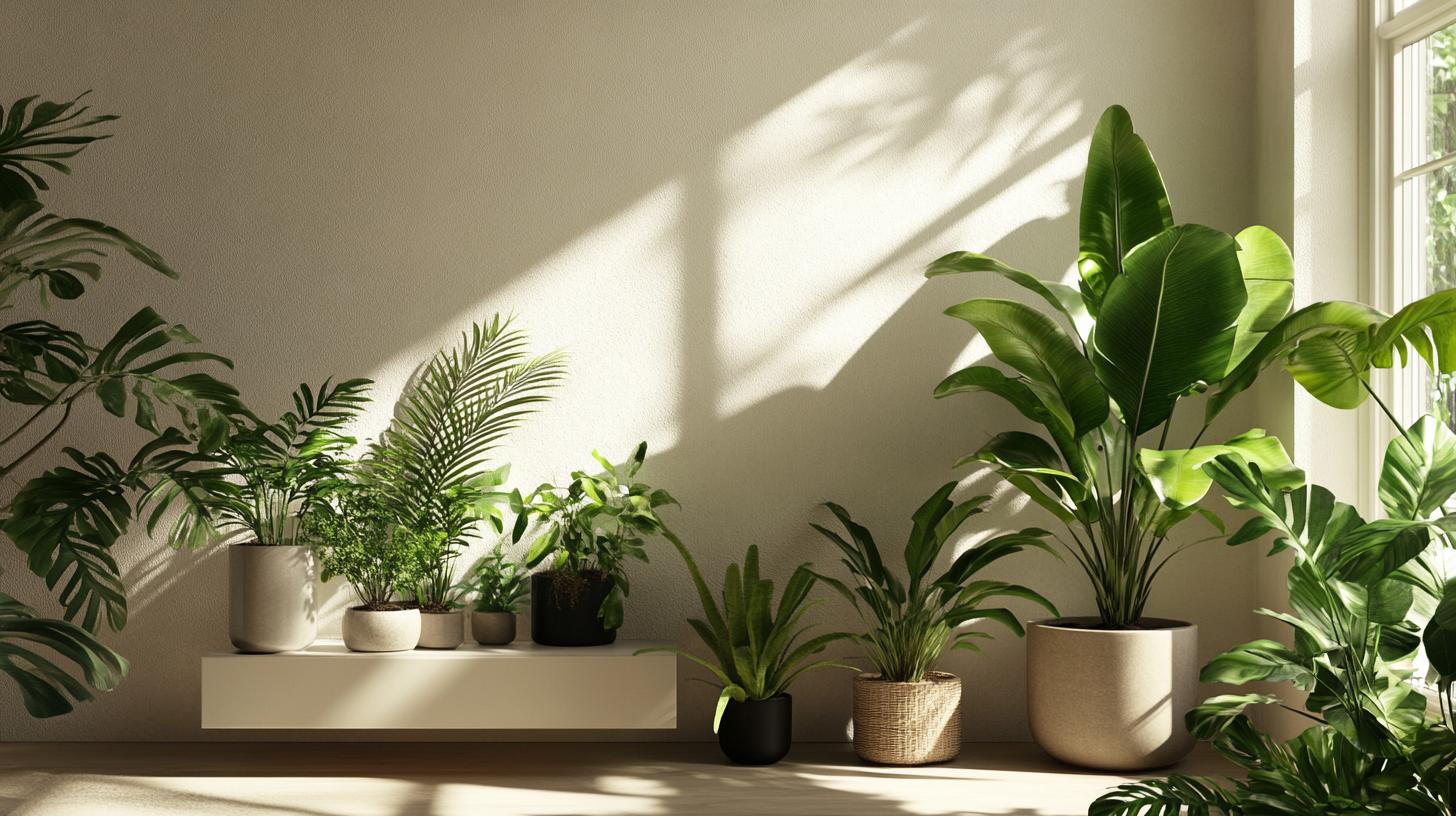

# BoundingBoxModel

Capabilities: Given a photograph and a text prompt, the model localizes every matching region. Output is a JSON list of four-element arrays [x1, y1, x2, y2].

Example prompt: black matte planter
[[717, 694, 792, 765], [531, 571, 617, 647]]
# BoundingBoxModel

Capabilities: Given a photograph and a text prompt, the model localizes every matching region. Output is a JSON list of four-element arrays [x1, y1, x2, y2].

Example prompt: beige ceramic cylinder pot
[[342, 607, 421, 652], [852, 671, 961, 765], [417, 610, 465, 649], [472, 611, 517, 645], [228, 544, 317, 653], [1026, 617, 1198, 770]]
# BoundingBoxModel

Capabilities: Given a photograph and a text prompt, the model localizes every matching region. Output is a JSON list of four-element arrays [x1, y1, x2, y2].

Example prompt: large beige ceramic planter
[[1027, 617, 1198, 770], [417, 610, 465, 650], [853, 671, 961, 765], [342, 607, 421, 652], [228, 544, 317, 653]]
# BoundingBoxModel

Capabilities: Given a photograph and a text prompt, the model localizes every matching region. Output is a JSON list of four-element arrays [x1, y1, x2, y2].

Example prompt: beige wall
[[2, 0, 1265, 742]]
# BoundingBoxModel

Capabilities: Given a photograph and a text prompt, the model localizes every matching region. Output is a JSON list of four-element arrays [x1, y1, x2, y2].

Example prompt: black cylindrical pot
[[531, 571, 617, 647], [718, 694, 792, 765]]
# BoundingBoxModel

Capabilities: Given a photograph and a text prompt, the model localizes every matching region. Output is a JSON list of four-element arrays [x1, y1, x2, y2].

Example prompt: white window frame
[[1367, 0, 1456, 511]]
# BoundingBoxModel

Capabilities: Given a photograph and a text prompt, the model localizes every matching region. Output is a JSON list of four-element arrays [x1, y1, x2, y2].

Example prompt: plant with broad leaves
[[809, 482, 1057, 683], [0, 91, 245, 717], [518, 442, 676, 630], [638, 540, 854, 731], [459, 545, 529, 614]]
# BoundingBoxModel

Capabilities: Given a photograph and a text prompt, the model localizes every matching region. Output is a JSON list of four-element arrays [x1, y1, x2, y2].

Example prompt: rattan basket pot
[[853, 671, 962, 765]]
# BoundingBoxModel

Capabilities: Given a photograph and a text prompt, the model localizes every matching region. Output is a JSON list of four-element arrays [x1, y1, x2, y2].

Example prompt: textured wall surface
[[2, 0, 1263, 742]]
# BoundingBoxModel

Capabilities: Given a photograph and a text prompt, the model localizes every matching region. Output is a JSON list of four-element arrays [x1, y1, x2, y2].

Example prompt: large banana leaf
[[1229, 226, 1295, 370], [0, 590, 127, 717], [1077, 104, 1174, 312], [1091, 224, 1246, 435], [943, 298, 1108, 438], [1140, 429, 1301, 509]]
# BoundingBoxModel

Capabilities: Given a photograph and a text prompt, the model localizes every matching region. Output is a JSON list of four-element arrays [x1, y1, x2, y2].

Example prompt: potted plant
[[314, 485, 432, 652], [810, 482, 1057, 765], [359, 318, 563, 648], [640, 540, 853, 765], [519, 442, 675, 646], [925, 104, 1326, 768], [461, 545, 529, 645], [142, 378, 372, 653]]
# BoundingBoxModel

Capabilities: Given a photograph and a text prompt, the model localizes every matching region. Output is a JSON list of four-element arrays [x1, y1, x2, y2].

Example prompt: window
[[1378, 1, 1456, 429]]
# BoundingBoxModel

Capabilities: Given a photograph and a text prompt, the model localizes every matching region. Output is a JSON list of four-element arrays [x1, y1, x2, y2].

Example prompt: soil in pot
[[531, 570, 616, 647], [342, 604, 421, 652], [472, 611, 517, 645], [1027, 616, 1198, 770], [718, 694, 793, 765], [416, 608, 465, 650], [853, 671, 961, 765]]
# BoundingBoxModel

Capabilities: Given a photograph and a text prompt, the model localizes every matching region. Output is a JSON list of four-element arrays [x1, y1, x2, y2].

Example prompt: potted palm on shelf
[[641, 541, 853, 765], [359, 317, 563, 649], [519, 442, 675, 646], [143, 378, 372, 653], [462, 545, 529, 645], [314, 485, 431, 652], [924, 103, 1322, 768], [810, 482, 1057, 765]]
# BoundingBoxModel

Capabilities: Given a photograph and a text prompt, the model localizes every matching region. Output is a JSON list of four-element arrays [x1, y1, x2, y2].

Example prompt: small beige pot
[[342, 607, 421, 652], [1027, 617, 1198, 770], [853, 671, 961, 765], [417, 610, 465, 650], [228, 544, 317, 653], [472, 611, 517, 645]]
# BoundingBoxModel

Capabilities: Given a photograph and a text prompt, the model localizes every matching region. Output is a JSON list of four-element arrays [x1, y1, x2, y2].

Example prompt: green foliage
[[929, 104, 1297, 627], [639, 538, 853, 732], [808, 482, 1057, 682], [139, 378, 372, 548], [460, 545, 529, 613], [314, 486, 434, 609], [0, 92, 242, 716], [519, 442, 676, 630]]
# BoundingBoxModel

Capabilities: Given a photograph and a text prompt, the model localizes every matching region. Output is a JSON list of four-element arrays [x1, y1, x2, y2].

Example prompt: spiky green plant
[[810, 482, 1057, 682]]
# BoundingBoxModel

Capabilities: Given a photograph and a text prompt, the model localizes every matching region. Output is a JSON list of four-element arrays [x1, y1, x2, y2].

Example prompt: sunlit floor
[[0, 742, 1232, 816]]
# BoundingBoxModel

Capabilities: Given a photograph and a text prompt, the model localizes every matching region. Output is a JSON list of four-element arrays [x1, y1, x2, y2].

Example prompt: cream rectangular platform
[[201, 639, 676, 729]]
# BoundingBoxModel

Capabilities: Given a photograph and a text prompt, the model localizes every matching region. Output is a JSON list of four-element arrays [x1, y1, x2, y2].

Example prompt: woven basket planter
[[852, 671, 961, 765]]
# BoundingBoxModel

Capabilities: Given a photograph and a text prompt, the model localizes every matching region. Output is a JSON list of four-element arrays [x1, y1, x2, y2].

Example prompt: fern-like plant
[[361, 317, 564, 610]]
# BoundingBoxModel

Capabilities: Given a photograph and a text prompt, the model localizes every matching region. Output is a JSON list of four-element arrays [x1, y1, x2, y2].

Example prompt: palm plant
[[520, 442, 675, 629], [0, 92, 245, 716], [363, 317, 564, 610], [809, 483, 1057, 682], [139, 377, 372, 549], [640, 540, 853, 730]]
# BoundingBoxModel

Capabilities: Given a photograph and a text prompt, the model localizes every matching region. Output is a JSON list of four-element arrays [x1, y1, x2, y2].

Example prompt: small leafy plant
[[641, 538, 853, 731], [314, 486, 432, 610], [461, 545, 529, 613], [810, 482, 1058, 683], [519, 442, 676, 630]]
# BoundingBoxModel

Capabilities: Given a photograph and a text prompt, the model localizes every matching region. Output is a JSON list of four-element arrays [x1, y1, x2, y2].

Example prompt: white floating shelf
[[201, 639, 676, 730]]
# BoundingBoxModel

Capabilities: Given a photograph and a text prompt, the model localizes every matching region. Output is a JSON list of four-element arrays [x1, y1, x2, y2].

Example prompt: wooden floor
[[0, 742, 1233, 816]]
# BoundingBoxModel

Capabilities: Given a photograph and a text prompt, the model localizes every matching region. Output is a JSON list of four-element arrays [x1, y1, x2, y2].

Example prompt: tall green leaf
[[1380, 415, 1456, 521], [1229, 225, 1295, 370], [1076, 104, 1174, 311], [1091, 224, 1246, 435], [944, 298, 1108, 438]]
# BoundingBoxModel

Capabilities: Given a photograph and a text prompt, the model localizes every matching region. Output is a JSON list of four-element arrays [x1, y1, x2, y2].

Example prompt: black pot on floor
[[531, 571, 617, 647], [718, 694, 792, 765]]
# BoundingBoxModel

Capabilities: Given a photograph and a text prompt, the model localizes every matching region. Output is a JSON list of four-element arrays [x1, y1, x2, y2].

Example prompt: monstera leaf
[[0, 590, 127, 717]]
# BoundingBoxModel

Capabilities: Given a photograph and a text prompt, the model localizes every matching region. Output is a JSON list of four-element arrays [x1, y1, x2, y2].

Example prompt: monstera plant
[[0, 92, 243, 715]]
